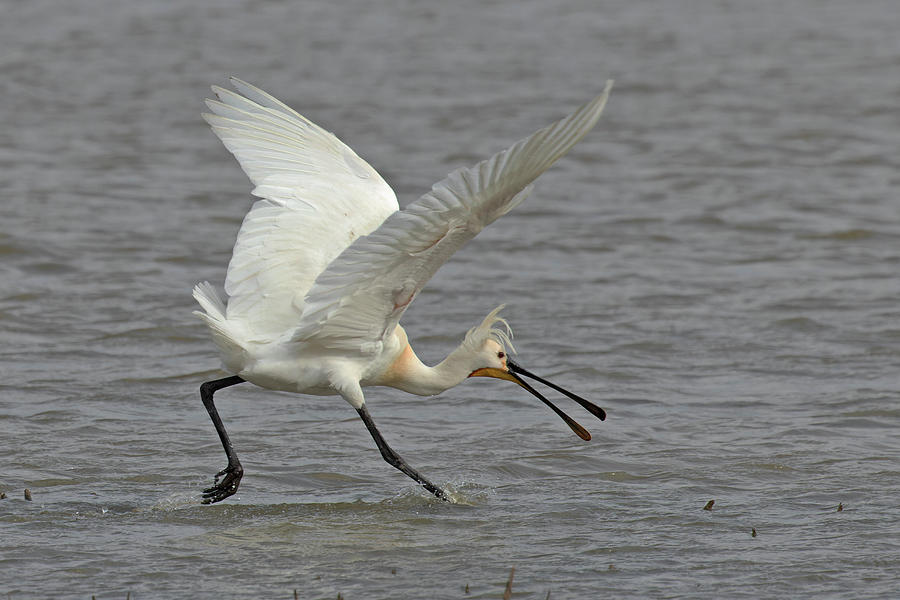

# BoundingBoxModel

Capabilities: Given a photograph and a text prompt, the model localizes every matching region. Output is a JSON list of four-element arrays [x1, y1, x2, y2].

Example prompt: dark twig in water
[[503, 567, 515, 600], [703, 499, 714, 511]]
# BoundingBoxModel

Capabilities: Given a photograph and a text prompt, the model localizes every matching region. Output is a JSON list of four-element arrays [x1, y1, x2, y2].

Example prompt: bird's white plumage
[[200, 78, 398, 341], [195, 78, 613, 387], [193, 78, 614, 505], [291, 82, 614, 355]]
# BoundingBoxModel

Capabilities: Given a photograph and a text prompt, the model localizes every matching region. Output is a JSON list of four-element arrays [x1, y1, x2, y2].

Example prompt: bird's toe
[[201, 464, 243, 504]]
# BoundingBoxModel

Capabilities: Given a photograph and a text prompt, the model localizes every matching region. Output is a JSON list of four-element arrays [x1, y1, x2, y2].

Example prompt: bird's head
[[465, 306, 606, 440]]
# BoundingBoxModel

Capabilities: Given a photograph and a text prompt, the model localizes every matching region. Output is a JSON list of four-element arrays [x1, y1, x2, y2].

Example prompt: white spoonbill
[[193, 78, 613, 503]]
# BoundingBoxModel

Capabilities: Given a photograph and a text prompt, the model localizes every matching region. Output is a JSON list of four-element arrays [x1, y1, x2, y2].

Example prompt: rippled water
[[3, 0, 900, 597]]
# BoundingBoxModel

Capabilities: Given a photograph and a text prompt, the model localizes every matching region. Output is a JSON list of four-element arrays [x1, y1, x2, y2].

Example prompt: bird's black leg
[[356, 404, 449, 502], [199, 375, 245, 504]]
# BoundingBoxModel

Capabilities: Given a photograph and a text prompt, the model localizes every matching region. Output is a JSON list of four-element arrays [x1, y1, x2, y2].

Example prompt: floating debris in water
[[751, 528, 757, 537], [24, 489, 32, 501], [837, 503, 843, 512], [503, 567, 515, 600], [703, 499, 714, 511], [0, 492, 6, 500], [465, 583, 469, 594], [391, 568, 397, 575]]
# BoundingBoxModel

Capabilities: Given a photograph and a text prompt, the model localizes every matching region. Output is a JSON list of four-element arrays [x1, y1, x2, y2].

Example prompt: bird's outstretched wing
[[202, 78, 399, 341], [292, 81, 614, 354]]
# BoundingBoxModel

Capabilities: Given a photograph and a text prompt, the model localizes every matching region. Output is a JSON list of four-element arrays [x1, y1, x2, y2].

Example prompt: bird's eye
[[497, 351, 505, 359]]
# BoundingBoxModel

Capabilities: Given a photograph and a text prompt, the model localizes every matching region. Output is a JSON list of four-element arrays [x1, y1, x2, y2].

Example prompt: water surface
[[2, 0, 899, 597]]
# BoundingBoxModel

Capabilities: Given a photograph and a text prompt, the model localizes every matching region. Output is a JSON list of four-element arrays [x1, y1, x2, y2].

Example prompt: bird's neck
[[379, 340, 473, 397]]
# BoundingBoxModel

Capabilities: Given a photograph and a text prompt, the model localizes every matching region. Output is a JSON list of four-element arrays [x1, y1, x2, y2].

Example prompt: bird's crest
[[463, 305, 516, 354]]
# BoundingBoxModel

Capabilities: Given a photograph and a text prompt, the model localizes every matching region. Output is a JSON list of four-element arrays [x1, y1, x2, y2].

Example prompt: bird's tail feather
[[192, 282, 246, 372]]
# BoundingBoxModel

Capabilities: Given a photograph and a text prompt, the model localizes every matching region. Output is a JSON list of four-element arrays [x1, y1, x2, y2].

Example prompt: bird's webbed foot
[[201, 462, 243, 504]]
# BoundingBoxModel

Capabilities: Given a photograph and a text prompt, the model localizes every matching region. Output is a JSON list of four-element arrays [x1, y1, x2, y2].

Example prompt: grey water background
[[2, 0, 899, 597]]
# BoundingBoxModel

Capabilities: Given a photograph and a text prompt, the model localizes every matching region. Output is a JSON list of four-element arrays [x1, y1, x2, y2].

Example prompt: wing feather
[[292, 81, 614, 353], [199, 78, 399, 342]]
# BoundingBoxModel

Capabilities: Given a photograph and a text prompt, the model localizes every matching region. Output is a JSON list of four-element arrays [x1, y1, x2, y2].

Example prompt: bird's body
[[193, 78, 612, 503], [208, 323, 443, 398]]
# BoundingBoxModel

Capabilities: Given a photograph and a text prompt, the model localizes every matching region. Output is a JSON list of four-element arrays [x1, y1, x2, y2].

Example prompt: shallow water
[[2, 0, 900, 597]]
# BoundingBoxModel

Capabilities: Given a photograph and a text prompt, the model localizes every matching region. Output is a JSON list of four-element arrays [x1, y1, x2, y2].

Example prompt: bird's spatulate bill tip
[[569, 420, 592, 441]]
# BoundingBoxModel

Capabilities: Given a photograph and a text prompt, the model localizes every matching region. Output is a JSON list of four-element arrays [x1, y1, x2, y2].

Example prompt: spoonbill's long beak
[[469, 360, 605, 441]]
